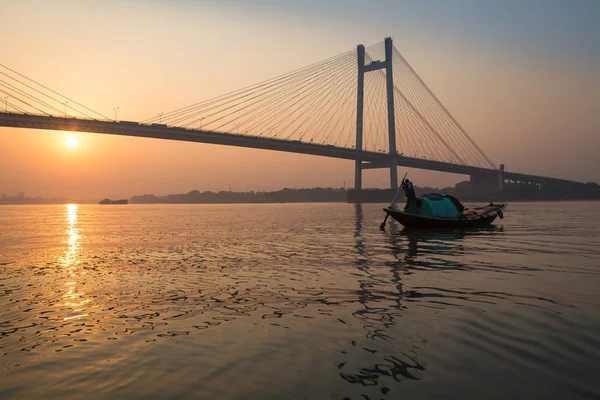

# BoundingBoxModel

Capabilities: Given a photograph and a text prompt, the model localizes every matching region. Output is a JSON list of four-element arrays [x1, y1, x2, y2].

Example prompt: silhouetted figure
[[402, 179, 416, 213]]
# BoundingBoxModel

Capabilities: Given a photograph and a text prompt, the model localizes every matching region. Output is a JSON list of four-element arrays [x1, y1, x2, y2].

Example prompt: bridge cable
[[286, 61, 356, 142], [282, 59, 357, 140], [175, 53, 355, 130], [0, 63, 110, 120], [160, 55, 349, 126], [0, 88, 28, 114], [403, 72, 480, 166], [392, 48, 495, 168], [244, 55, 356, 138], [145, 51, 355, 125], [145, 53, 350, 124], [224, 57, 354, 138], [0, 87, 52, 116], [248, 56, 356, 139], [395, 80, 445, 161], [0, 78, 66, 116]]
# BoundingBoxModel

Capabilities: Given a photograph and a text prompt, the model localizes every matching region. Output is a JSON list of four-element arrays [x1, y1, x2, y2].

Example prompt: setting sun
[[65, 136, 78, 148]]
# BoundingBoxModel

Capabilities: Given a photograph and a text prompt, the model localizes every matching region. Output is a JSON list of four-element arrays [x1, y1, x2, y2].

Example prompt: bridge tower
[[355, 37, 397, 191]]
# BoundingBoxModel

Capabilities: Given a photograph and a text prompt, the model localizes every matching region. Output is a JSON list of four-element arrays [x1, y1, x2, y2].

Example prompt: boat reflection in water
[[340, 205, 506, 390], [338, 204, 427, 387], [398, 227, 502, 272]]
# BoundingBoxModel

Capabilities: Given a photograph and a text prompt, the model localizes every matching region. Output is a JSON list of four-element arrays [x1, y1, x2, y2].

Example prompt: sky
[[0, 0, 598, 200]]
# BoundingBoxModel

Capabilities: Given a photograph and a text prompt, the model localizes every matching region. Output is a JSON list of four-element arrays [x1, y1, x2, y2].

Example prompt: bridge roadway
[[0, 112, 585, 188]]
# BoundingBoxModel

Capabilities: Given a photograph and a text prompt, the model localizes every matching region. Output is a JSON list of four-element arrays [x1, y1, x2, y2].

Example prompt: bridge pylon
[[355, 37, 397, 191]]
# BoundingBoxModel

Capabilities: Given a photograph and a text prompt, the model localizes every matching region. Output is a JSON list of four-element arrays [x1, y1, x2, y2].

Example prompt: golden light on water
[[60, 204, 90, 320]]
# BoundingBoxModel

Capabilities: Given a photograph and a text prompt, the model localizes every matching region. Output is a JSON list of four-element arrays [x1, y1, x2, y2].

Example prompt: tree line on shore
[[2, 180, 598, 205], [130, 187, 350, 203], [0, 193, 69, 205]]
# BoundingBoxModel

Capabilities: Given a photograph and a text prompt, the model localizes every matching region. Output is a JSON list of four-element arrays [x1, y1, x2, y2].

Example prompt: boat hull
[[383, 206, 505, 229]]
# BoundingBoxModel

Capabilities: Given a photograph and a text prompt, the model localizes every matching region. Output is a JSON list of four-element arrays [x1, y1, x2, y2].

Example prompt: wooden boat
[[383, 193, 507, 229]]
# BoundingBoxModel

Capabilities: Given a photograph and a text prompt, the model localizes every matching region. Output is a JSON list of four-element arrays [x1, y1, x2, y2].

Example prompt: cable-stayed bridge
[[0, 38, 586, 192]]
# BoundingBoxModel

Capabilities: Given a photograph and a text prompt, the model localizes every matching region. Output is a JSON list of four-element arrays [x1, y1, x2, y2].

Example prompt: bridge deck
[[0, 112, 585, 188]]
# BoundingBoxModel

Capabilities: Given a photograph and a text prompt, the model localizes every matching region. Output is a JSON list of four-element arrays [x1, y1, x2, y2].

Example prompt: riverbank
[[3, 183, 599, 205]]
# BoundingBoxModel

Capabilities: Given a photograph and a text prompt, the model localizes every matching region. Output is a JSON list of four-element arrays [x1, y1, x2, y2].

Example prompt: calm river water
[[1, 202, 599, 399]]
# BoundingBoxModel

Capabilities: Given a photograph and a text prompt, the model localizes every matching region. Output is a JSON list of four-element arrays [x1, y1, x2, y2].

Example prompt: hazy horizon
[[0, 180, 468, 204], [1, 0, 599, 200]]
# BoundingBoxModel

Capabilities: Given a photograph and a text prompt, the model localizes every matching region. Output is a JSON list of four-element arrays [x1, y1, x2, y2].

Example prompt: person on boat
[[402, 179, 417, 213]]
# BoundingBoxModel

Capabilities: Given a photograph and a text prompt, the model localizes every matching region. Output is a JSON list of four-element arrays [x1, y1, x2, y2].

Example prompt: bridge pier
[[354, 160, 362, 191]]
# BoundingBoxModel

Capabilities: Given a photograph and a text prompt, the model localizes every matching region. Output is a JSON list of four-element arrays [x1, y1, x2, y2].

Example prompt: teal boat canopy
[[415, 193, 463, 219]]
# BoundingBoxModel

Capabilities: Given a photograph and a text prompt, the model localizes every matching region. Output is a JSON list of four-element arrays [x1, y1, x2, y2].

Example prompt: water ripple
[[0, 202, 599, 399]]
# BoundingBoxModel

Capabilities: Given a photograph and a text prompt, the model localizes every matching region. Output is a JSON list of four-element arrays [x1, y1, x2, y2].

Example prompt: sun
[[65, 136, 78, 148]]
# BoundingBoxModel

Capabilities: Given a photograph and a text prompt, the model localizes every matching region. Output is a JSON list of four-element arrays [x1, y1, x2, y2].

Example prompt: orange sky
[[1, 0, 598, 201]]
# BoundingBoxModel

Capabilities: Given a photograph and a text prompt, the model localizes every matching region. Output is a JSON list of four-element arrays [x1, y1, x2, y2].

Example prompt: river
[[1, 202, 599, 399]]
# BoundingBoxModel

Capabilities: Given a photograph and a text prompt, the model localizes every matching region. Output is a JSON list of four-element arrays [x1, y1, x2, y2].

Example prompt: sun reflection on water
[[60, 204, 90, 320]]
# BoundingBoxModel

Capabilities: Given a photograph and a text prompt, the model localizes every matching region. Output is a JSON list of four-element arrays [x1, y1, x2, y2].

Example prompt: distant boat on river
[[99, 198, 128, 205]]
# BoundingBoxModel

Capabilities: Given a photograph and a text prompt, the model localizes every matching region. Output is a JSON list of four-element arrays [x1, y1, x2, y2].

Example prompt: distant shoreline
[[2, 183, 598, 205], [2, 198, 599, 206], [2, 200, 600, 206]]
